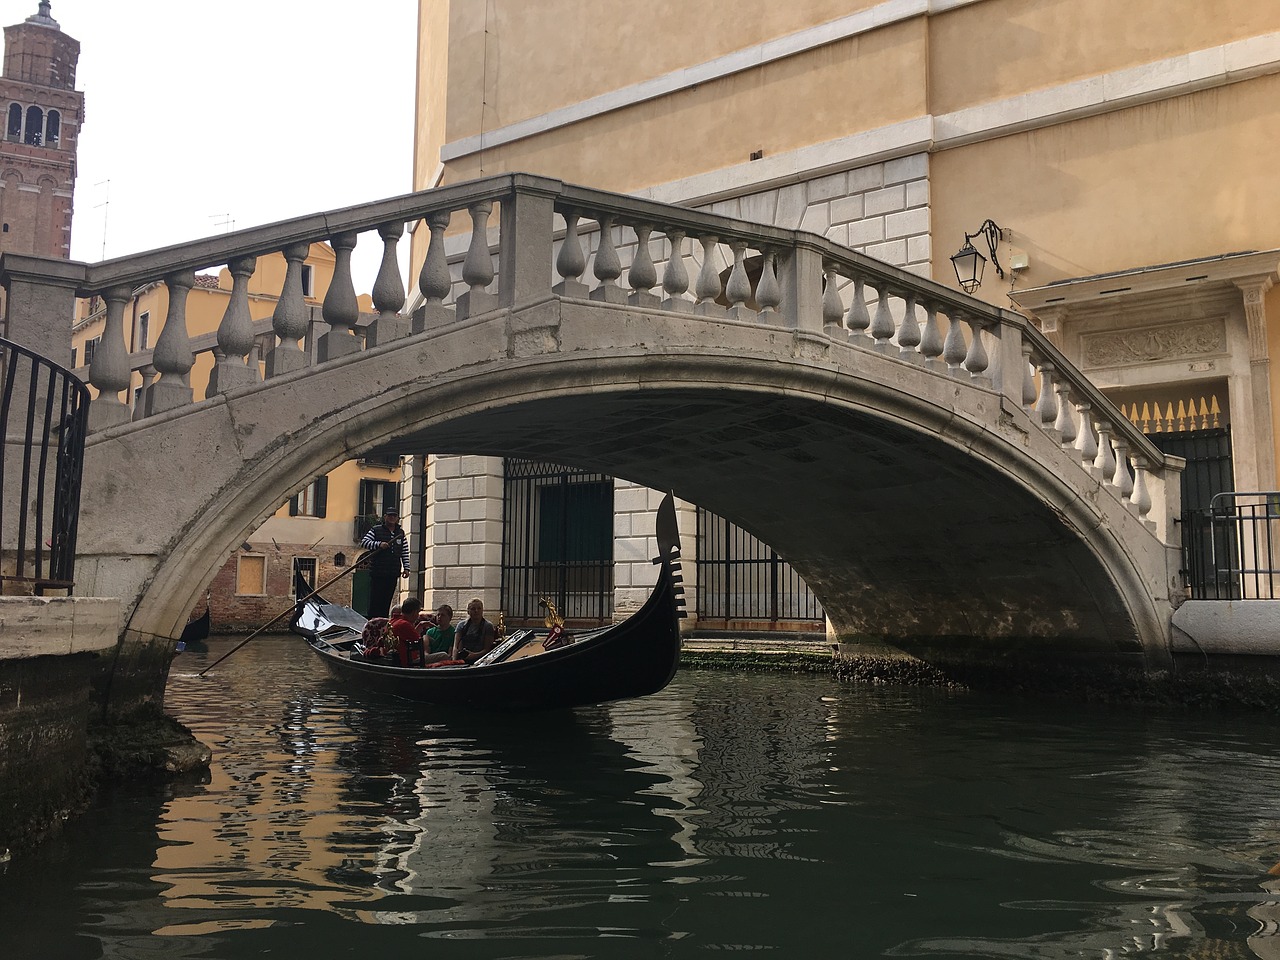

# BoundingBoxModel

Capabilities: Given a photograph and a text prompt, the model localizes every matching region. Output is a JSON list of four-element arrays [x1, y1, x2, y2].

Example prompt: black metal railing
[[696, 508, 824, 626], [0, 336, 90, 593], [1184, 492, 1280, 600]]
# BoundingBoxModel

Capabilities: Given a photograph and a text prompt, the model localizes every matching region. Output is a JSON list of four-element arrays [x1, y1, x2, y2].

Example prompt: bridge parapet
[[2, 172, 1174, 538]]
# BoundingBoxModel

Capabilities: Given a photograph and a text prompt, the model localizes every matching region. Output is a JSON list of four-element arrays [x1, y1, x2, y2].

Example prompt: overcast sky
[[25, 0, 417, 287]]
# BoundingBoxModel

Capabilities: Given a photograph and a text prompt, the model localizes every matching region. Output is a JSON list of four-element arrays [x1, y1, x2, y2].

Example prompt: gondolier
[[360, 507, 409, 619]]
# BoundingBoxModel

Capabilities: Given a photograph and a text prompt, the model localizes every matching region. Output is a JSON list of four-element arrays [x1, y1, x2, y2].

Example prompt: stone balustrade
[[0, 173, 1170, 528]]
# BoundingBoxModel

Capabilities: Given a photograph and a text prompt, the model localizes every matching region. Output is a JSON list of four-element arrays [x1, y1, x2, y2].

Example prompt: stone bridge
[[1, 174, 1183, 704]]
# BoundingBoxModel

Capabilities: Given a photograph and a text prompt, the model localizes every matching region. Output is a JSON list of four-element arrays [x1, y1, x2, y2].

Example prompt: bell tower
[[0, 1, 81, 260]]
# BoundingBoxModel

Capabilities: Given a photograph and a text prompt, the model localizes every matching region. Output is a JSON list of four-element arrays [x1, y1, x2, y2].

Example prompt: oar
[[198, 549, 375, 676]]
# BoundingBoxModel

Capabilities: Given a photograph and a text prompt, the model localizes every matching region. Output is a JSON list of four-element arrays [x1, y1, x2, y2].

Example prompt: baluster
[[845, 276, 871, 341], [363, 221, 410, 348], [264, 241, 311, 377], [87, 284, 134, 430], [1112, 437, 1134, 502], [963, 317, 990, 383], [1095, 422, 1117, 484], [942, 309, 967, 376], [898, 293, 921, 362], [141, 269, 196, 417], [820, 263, 844, 336], [317, 231, 361, 362], [1132, 459, 1154, 521], [457, 201, 497, 319], [661, 227, 691, 311], [725, 240, 752, 319], [1075, 402, 1099, 465], [629, 223, 660, 307], [1035, 361, 1058, 429], [694, 234, 723, 315], [1021, 342, 1037, 411], [415, 209, 454, 330], [756, 248, 781, 317], [919, 301, 943, 368], [588, 215, 625, 304], [208, 256, 258, 396], [868, 285, 895, 351], [554, 209, 588, 298], [1053, 382, 1077, 446]]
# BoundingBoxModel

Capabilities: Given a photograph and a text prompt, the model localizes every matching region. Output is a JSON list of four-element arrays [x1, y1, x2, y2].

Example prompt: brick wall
[[203, 544, 358, 633]]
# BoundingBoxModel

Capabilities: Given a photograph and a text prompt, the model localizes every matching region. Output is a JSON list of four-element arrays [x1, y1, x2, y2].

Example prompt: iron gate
[[696, 508, 823, 627], [501, 460, 614, 626], [1147, 427, 1235, 598]]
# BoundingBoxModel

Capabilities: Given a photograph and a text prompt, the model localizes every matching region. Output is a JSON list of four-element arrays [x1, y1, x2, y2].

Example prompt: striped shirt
[[361, 523, 409, 575]]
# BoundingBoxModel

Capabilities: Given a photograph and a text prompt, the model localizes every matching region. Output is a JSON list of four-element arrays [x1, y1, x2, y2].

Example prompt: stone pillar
[[0, 254, 85, 368], [426, 454, 504, 614], [1235, 276, 1277, 491]]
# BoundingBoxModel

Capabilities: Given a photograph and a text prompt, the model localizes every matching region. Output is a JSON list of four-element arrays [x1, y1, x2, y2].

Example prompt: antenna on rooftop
[[210, 213, 235, 235], [93, 179, 109, 259]]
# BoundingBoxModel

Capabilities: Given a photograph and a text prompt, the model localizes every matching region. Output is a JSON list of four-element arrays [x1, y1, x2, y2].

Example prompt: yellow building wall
[[930, 74, 1280, 296], [436, 0, 885, 143], [928, 0, 1275, 115]]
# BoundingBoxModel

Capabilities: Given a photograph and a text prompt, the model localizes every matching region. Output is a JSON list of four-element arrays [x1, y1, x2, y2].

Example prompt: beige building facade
[[409, 0, 1280, 629]]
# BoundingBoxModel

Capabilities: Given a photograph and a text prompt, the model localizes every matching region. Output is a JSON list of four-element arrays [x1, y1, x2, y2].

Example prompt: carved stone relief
[[1081, 318, 1226, 369]]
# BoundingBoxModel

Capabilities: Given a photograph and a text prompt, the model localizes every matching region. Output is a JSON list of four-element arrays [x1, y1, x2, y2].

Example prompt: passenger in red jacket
[[387, 597, 427, 667]]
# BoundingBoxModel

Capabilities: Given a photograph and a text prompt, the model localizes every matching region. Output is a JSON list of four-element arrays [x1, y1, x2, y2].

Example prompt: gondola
[[178, 593, 211, 653], [290, 493, 687, 711]]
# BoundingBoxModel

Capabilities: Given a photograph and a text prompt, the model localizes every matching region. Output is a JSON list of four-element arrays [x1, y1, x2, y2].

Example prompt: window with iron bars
[[696, 508, 823, 629], [501, 459, 614, 626]]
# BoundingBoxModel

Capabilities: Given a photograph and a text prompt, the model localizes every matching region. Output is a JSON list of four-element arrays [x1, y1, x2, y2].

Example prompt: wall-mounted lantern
[[950, 219, 1005, 293]]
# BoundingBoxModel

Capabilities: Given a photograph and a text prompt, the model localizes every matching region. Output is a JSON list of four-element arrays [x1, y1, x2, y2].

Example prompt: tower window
[[300, 263, 314, 298], [137, 311, 149, 351], [45, 110, 59, 148], [24, 105, 43, 145], [3, 224, 9, 233], [6, 104, 20, 142]]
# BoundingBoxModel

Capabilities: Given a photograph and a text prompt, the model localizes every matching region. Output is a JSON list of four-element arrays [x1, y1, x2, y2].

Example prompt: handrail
[[5, 172, 1168, 485], [0, 335, 89, 593]]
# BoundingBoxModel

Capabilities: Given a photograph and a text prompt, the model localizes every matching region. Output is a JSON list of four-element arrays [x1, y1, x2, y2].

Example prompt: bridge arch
[[78, 301, 1174, 695]]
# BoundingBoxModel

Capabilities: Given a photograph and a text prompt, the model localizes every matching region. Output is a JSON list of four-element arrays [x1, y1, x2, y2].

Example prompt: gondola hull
[[291, 494, 686, 711]]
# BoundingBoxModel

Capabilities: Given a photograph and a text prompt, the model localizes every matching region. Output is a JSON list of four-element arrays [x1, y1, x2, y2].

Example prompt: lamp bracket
[[963, 219, 1005, 280]]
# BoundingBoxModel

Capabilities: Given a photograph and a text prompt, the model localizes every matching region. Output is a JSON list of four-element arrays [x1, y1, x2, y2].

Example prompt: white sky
[[26, 0, 418, 289]]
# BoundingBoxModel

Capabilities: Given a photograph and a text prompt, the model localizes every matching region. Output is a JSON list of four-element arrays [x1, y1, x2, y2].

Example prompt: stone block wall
[[699, 153, 932, 276], [425, 454, 505, 613], [0, 653, 96, 852]]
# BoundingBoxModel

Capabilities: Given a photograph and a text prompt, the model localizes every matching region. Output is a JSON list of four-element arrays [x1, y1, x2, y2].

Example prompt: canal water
[[4, 640, 1280, 959]]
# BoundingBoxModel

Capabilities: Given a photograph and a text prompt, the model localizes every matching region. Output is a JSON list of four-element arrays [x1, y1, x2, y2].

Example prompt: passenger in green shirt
[[425, 604, 455, 657]]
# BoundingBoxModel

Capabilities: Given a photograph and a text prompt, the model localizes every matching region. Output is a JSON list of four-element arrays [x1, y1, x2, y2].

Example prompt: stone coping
[[0, 596, 120, 660], [1171, 600, 1280, 656]]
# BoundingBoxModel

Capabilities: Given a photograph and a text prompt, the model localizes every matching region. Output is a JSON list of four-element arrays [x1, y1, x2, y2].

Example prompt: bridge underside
[[380, 389, 1145, 663]]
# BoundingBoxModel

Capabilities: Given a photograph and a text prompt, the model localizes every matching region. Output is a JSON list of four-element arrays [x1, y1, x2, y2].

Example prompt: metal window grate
[[695, 508, 823, 626], [501, 460, 614, 626]]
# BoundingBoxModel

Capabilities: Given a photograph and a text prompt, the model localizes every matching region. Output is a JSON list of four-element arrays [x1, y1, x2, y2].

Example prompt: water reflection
[[5, 638, 1280, 959]]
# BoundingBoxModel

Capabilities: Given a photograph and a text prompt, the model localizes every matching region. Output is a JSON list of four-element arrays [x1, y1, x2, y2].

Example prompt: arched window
[[6, 104, 21, 142], [45, 110, 59, 147], [24, 105, 42, 145]]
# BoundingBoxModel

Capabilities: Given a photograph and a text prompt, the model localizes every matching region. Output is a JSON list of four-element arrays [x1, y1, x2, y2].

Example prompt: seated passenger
[[360, 614, 393, 661], [388, 598, 427, 667], [452, 597, 497, 665], [424, 604, 456, 662]]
